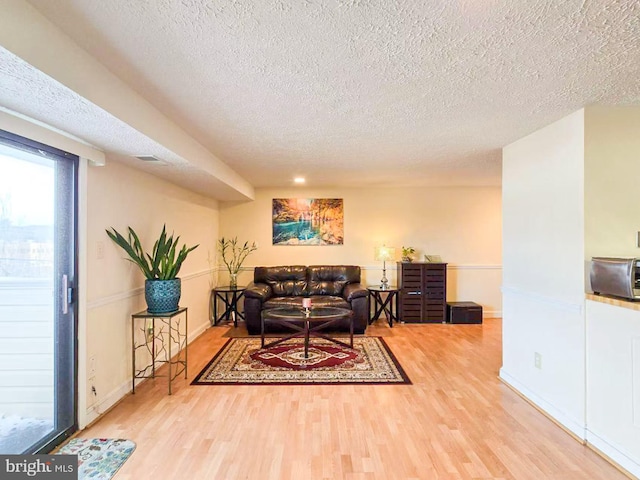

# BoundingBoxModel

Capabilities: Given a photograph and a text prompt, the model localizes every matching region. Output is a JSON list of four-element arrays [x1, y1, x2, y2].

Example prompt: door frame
[[0, 129, 79, 453]]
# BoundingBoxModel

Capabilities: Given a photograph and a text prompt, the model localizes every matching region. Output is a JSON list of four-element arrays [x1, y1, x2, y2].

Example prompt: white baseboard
[[499, 368, 586, 440], [188, 321, 209, 343], [484, 310, 501, 318], [84, 378, 130, 427], [586, 429, 640, 478]]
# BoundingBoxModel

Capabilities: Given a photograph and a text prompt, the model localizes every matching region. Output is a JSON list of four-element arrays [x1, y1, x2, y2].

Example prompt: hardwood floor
[[79, 318, 628, 479]]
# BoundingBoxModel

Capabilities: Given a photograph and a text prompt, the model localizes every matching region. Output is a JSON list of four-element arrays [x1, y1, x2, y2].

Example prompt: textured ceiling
[[0, 47, 247, 200], [13, 1, 640, 189]]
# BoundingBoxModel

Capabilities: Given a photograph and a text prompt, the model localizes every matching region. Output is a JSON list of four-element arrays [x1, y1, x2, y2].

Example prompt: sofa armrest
[[343, 283, 368, 302], [244, 282, 273, 302]]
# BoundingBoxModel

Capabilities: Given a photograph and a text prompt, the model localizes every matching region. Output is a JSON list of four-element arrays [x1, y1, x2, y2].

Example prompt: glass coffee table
[[261, 307, 354, 358]]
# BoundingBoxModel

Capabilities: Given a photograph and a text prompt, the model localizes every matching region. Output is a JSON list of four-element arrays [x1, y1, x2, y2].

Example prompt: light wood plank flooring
[[78, 318, 628, 479]]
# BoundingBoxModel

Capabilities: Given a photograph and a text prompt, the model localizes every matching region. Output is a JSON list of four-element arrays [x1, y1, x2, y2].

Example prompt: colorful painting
[[272, 198, 344, 245]]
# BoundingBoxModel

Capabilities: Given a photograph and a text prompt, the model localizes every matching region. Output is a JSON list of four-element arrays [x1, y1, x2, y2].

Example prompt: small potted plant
[[106, 225, 198, 313], [401, 246, 416, 262], [218, 237, 257, 288]]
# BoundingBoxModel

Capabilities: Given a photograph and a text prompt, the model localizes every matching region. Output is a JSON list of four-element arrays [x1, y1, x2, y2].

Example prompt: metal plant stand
[[131, 307, 188, 395]]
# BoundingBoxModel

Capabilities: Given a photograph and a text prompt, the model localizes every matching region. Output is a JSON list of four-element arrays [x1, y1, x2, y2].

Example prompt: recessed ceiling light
[[294, 177, 305, 184]]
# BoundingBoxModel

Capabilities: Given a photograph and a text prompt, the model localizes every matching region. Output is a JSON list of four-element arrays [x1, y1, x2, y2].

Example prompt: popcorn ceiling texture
[[10, 1, 640, 189], [0, 48, 242, 200]]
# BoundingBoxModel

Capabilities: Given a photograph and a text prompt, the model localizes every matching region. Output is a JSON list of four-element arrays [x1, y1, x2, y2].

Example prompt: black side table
[[367, 286, 399, 327], [210, 286, 245, 327]]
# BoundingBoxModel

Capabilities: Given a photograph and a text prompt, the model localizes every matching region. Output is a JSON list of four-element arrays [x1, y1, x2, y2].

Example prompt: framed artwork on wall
[[272, 198, 344, 245]]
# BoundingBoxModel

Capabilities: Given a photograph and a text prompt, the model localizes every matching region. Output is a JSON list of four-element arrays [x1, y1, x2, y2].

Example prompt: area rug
[[57, 438, 136, 480], [192, 336, 411, 385]]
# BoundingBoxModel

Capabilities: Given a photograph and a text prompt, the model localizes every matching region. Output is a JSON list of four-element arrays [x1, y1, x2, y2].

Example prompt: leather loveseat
[[243, 265, 369, 335]]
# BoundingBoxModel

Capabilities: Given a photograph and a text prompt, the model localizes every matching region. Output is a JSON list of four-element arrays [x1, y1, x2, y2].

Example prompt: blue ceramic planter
[[145, 278, 181, 313]]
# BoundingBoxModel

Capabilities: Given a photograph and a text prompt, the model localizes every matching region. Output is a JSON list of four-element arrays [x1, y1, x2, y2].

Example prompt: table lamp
[[375, 245, 396, 290]]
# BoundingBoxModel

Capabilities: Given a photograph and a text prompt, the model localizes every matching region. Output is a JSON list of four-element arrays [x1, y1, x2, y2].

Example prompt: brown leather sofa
[[243, 265, 369, 335]]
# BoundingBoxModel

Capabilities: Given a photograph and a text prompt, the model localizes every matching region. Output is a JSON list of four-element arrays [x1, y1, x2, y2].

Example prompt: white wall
[[84, 161, 219, 426], [220, 186, 502, 317], [501, 109, 586, 438], [586, 299, 640, 477], [502, 106, 640, 476]]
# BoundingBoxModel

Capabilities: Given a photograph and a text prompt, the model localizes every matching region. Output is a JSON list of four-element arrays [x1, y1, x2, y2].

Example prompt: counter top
[[586, 293, 640, 311]]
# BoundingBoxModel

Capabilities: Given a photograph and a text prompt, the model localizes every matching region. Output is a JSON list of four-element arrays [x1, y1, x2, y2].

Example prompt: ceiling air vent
[[135, 155, 163, 163]]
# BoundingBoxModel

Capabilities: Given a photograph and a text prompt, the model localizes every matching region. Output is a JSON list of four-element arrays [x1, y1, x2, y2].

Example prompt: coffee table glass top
[[264, 307, 351, 320]]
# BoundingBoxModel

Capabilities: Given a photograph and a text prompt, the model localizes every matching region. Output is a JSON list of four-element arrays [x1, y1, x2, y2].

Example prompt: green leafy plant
[[218, 237, 257, 275], [401, 246, 416, 262], [106, 225, 199, 280]]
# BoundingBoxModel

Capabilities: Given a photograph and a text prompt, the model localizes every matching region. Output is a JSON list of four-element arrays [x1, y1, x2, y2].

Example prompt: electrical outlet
[[89, 355, 96, 378], [534, 352, 542, 369], [97, 241, 105, 259]]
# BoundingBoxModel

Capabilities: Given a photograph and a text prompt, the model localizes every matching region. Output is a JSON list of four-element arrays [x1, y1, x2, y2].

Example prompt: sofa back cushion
[[307, 265, 361, 296], [254, 266, 307, 297]]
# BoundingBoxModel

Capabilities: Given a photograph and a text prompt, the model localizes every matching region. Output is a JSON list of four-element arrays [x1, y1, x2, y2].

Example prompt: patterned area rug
[[192, 336, 411, 385], [57, 438, 136, 480]]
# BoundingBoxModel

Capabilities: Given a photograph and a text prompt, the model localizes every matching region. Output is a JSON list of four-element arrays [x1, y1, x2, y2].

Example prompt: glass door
[[0, 130, 77, 453]]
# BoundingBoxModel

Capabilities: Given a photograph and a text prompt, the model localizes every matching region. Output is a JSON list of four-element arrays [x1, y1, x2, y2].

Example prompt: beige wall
[[85, 161, 219, 425], [585, 106, 640, 261], [219, 186, 502, 316]]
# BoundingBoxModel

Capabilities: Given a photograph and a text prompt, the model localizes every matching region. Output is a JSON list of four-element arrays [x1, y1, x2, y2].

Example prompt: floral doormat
[[57, 438, 136, 480], [192, 337, 411, 385]]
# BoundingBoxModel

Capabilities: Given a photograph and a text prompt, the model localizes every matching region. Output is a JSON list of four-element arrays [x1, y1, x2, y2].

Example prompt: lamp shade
[[375, 245, 396, 262]]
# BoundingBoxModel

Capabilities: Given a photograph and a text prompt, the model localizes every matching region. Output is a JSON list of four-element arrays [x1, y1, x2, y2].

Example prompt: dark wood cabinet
[[397, 262, 447, 323]]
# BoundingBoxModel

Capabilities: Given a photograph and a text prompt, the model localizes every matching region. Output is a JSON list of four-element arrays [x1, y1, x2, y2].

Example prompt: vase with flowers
[[218, 237, 257, 288]]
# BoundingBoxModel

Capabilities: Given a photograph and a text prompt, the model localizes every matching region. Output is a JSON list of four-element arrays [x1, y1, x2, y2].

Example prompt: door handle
[[62, 274, 68, 314]]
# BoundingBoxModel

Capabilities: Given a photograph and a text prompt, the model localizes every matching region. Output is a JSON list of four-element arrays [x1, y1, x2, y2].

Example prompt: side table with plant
[[218, 237, 257, 288]]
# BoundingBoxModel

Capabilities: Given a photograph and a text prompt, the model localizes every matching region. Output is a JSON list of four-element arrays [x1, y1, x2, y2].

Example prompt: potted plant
[[401, 246, 416, 262], [218, 237, 257, 288], [106, 225, 198, 313]]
